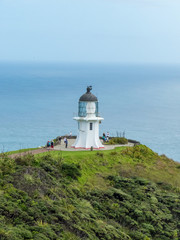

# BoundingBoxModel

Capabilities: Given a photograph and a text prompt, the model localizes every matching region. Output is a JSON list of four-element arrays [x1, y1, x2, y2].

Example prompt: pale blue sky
[[0, 0, 180, 63]]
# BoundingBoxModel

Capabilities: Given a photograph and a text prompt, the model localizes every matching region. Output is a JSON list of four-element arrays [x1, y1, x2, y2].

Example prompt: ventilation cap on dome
[[79, 86, 98, 102]]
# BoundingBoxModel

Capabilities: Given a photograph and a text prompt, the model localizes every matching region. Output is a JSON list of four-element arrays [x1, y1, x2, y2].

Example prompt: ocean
[[0, 62, 180, 162]]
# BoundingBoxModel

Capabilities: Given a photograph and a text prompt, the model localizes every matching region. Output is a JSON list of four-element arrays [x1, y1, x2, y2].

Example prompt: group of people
[[47, 136, 68, 149], [102, 132, 110, 142], [58, 136, 68, 148], [47, 140, 54, 148]]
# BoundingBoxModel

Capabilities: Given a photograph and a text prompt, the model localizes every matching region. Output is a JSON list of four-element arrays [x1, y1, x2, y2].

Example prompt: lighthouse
[[72, 86, 104, 149]]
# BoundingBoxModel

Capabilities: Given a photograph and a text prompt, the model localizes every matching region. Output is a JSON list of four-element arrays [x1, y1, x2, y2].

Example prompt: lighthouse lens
[[78, 102, 87, 117]]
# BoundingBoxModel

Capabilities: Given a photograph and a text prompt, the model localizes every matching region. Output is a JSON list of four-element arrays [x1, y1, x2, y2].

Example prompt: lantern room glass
[[78, 102, 87, 117], [78, 101, 99, 117]]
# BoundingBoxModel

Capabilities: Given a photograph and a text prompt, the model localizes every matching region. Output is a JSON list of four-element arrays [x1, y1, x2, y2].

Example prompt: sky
[[0, 0, 180, 64]]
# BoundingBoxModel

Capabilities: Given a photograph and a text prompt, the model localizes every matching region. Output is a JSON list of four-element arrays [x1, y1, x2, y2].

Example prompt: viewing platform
[[54, 138, 139, 151]]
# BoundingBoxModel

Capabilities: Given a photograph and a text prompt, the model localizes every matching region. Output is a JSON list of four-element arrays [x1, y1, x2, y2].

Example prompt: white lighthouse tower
[[72, 86, 104, 149]]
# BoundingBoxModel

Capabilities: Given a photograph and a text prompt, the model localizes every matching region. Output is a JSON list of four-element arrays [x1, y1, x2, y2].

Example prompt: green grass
[[36, 145, 180, 192]]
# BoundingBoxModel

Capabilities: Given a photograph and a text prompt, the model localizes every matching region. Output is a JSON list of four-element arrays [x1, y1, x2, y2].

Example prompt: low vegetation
[[107, 137, 128, 145], [4, 148, 39, 156], [0, 145, 179, 239]]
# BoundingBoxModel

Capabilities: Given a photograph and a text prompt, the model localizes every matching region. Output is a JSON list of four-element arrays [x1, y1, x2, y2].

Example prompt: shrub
[[61, 163, 81, 179], [15, 154, 35, 166], [0, 156, 15, 177], [96, 152, 104, 157], [121, 145, 158, 162], [110, 151, 118, 155], [108, 137, 128, 145]]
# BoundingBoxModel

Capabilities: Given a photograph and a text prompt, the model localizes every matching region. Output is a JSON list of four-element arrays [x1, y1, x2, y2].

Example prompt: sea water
[[0, 62, 180, 162]]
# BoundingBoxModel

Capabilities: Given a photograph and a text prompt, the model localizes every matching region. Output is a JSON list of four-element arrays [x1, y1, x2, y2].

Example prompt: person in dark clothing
[[59, 136, 62, 145], [102, 133, 107, 142], [47, 141, 50, 148], [64, 137, 68, 148], [66, 139, 68, 148], [51, 141, 54, 148]]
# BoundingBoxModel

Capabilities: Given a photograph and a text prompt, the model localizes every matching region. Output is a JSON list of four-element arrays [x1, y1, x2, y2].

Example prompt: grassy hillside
[[0, 145, 180, 240]]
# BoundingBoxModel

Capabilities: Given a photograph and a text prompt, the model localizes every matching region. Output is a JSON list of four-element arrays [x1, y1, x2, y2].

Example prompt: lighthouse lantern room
[[72, 86, 104, 149]]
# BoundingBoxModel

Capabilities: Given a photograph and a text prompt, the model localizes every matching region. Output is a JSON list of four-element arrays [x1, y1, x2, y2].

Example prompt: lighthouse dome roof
[[79, 86, 98, 102]]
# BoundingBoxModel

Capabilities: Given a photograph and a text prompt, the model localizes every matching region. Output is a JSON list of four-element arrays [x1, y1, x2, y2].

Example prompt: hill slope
[[0, 145, 180, 240]]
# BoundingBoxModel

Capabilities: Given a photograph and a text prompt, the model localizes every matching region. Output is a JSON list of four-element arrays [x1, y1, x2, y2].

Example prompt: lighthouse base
[[71, 136, 104, 149], [72, 118, 104, 149], [71, 146, 104, 150]]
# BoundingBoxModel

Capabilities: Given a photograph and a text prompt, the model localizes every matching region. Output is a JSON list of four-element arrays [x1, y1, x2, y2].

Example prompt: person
[[69, 132, 72, 138], [66, 138, 68, 148], [64, 137, 68, 148], [102, 133, 107, 142], [47, 141, 50, 148], [59, 136, 62, 145], [107, 132, 110, 142], [51, 140, 54, 149]]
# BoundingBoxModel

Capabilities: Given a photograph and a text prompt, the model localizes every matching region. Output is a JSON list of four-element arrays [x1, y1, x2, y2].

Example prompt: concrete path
[[54, 139, 134, 151], [8, 148, 54, 159]]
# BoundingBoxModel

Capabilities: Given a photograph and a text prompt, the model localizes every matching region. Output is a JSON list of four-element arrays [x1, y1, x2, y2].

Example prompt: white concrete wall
[[72, 119, 103, 149]]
